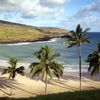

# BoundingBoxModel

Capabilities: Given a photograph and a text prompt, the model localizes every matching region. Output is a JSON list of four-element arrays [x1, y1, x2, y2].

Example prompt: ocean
[[0, 32, 100, 73]]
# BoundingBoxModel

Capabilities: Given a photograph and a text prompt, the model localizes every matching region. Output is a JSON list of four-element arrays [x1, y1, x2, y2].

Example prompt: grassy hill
[[0, 20, 68, 43]]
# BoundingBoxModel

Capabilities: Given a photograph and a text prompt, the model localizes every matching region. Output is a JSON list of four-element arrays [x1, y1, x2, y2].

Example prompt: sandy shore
[[0, 70, 100, 98]]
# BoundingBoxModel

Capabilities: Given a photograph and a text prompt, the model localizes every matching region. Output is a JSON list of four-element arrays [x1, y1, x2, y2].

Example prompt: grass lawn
[[0, 89, 100, 100]]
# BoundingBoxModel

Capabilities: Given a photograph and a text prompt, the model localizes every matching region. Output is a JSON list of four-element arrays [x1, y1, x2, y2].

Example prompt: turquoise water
[[0, 32, 100, 72]]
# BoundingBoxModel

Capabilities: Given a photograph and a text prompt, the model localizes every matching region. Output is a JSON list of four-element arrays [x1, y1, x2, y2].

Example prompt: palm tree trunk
[[10, 79, 13, 96], [45, 73, 48, 95], [78, 45, 82, 91]]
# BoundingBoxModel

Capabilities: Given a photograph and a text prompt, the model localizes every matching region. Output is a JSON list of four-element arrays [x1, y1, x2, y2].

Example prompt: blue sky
[[0, 0, 100, 32]]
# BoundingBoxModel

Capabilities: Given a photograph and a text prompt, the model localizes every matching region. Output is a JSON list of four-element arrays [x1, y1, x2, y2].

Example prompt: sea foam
[[0, 59, 88, 73], [6, 42, 32, 46], [35, 38, 60, 43]]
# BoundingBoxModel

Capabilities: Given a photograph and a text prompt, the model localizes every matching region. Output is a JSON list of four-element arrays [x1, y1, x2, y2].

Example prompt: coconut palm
[[29, 45, 63, 94], [65, 24, 90, 91], [86, 43, 100, 76], [1, 57, 25, 95]]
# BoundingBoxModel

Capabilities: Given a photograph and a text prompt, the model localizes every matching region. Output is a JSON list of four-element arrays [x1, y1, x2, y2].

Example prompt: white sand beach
[[0, 69, 100, 98]]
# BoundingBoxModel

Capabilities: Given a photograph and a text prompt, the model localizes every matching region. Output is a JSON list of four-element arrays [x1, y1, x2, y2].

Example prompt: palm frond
[[64, 40, 77, 44], [16, 66, 25, 75], [65, 34, 73, 39], [50, 53, 60, 61], [46, 66, 52, 79], [67, 43, 77, 48], [53, 71, 60, 78], [97, 43, 100, 52], [83, 28, 90, 34], [90, 65, 99, 76], [1, 67, 12, 75], [50, 62, 63, 78], [88, 65, 92, 71], [79, 28, 90, 39], [32, 68, 43, 78], [30, 63, 44, 77], [34, 52, 41, 59], [70, 30, 76, 38], [1, 57, 25, 79], [86, 43, 100, 76], [81, 38, 91, 44], [41, 67, 46, 79], [65, 24, 90, 47], [8, 57, 18, 68], [29, 62, 39, 69], [12, 71, 16, 79], [30, 45, 63, 80]]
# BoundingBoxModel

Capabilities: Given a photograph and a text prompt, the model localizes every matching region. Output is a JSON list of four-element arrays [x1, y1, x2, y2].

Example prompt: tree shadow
[[13, 85, 38, 96], [0, 76, 38, 96], [40, 75, 100, 92], [83, 74, 100, 82], [49, 79, 78, 91], [0, 76, 17, 96], [40, 75, 79, 91], [63, 75, 79, 81], [63, 74, 100, 90], [82, 78, 100, 88]]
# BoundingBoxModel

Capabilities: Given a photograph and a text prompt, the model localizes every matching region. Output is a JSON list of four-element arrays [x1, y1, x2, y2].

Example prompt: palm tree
[[65, 24, 90, 91], [29, 45, 63, 94], [86, 43, 100, 76], [1, 57, 25, 95]]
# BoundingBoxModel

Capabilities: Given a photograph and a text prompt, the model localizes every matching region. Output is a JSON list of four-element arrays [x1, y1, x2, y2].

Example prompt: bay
[[0, 32, 100, 72]]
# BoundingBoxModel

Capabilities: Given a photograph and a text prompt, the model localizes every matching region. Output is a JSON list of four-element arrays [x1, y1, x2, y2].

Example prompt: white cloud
[[80, 16, 100, 26], [39, 0, 66, 8], [74, 1, 100, 18], [0, 0, 15, 12], [0, 0, 68, 19], [61, 0, 100, 30]]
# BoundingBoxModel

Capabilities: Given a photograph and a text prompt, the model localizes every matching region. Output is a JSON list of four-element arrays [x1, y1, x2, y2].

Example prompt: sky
[[0, 0, 100, 32]]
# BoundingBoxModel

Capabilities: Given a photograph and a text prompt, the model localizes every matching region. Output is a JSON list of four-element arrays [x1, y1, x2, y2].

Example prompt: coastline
[[0, 35, 67, 44], [0, 33, 100, 98], [0, 58, 89, 73]]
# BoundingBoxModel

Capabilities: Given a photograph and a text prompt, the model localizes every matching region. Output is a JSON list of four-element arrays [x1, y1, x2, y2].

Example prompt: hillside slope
[[0, 20, 68, 43]]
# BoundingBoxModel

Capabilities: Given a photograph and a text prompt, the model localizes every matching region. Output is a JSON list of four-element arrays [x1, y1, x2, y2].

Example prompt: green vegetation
[[39, 27, 68, 36], [29, 45, 63, 94], [1, 57, 25, 95], [0, 20, 68, 43], [0, 90, 100, 100], [86, 43, 100, 76], [64, 24, 90, 91], [1, 57, 25, 79]]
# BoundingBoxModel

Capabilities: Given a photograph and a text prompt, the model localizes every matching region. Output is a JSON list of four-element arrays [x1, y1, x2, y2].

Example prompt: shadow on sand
[[0, 76, 38, 96], [41, 75, 100, 92]]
